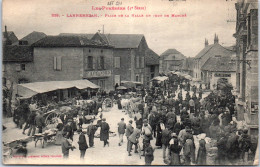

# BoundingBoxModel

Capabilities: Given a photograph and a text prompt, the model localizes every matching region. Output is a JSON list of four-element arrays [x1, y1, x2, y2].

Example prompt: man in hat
[[148, 111, 157, 137], [63, 120, 74, 141], [128, 124, 142, 156], [61, 134, 75, 159], [26, 109, 37, 136], [125, 120, 134, 151], [87, 120, 97, 147], [35, 110, 45, 133], [238, 129, 251, 164], [142, 120, 153, 156], [161, 126, 171, 160], [118, 118, 126, 146], [100, 118, 110, 147]]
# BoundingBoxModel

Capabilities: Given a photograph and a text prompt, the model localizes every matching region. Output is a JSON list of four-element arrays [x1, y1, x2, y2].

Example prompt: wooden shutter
[[57, 56, 62, 70], [101, 56, 105, 69], [136, 56, 140, 68], [141, 57, 144, 68], [114, 57, 120, 68], [54, 57, 57, 70], [251, 9, 258, 49]]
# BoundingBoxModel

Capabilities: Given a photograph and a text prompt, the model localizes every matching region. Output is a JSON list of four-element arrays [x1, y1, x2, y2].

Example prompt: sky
[[2, 0, 237, 57]]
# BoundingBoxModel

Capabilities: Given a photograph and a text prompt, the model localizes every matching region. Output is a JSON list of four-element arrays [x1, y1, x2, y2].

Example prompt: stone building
[[159, 49, 186, 73], [233, 0, 258, 136], [201, 55, 236, 90], [60, 33, 150, 86], [193, 35, 235, 81], [32, 35, 114, 92], [145, 48, 160, 83]]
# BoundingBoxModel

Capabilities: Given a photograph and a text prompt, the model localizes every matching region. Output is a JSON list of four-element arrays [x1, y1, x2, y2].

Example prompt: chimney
[[214, 33, 219, 44], [4, 25, 12, 45], [205, 38, 208, 47]]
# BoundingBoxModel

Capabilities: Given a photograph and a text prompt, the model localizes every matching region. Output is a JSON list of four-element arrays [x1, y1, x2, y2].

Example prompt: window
[[21, 64, 25, 71], [98, 80, 105, 90], [114, 57, 120, 68], [2, 77, 6, 86], [87, 56, 93, 69], [54, 57, 62, 71], [136, 56, 140, 68], [140, 74, 144, 83], [18, 78, 29, 84], [98, 56, 105, 70], [140, 57, 145, 68], [16, 64, 21, 72], [136, 74, 139, 82], [100, 56, 105, 69], [150, 65, 155, 73], [114, 75, 121, 85], [2, 64, 6, 72]]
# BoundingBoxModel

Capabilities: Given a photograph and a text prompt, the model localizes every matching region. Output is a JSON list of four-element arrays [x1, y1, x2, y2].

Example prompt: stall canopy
[[17, 80, 100, 98], [152, 76, 169, 81], [116, 86, 127, 90]]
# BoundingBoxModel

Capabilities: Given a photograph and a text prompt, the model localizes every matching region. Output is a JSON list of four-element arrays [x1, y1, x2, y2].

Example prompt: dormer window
[[19, 40, 28, 45]]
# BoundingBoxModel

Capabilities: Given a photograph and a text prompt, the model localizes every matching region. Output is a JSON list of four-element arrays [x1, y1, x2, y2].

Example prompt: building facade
[[159, 49, 186, 73], [32, 36, 115, 92], [69, 33, 150, 86], [234, 0, 258, 136], [193, 35, 235, 81], [145, 48, 160, 84], [201, 56, 236, 90], [180, 57, 194, 77]]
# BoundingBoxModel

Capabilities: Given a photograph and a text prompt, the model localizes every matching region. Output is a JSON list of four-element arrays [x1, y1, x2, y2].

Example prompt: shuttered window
[[54, 56, 62, 71], [140, 57, 145, 68], [87, 56, 93, 69], [100, 56, 105, 69], [114, 57, 120, 68], [136, 56, 140, 68], [98, 56, 105, 70], [16, 64, 21, 72]]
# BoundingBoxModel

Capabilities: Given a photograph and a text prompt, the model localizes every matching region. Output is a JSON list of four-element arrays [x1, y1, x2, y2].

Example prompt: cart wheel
[[45, 112, 59, 126]]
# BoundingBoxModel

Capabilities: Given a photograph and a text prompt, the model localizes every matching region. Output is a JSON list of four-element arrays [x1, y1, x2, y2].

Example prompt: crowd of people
[[5, 73, 258, 165], [116, 74, 257, 165]]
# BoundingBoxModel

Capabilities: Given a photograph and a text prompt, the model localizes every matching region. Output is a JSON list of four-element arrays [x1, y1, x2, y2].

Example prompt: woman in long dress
[[196, 138, 207, 165], [55, 119, 64, 145]]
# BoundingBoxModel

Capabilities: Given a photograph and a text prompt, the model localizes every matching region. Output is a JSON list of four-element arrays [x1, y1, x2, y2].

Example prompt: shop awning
[[17, 80, 100, 98], [151, 76, 169, 81]]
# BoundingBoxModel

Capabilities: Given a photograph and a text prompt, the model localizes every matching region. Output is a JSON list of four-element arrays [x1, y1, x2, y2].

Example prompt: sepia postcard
[[2, 0, 259, 165]]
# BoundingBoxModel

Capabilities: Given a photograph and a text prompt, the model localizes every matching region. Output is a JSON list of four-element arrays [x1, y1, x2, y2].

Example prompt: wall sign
[[214, 73, 231, 77], [84, 70, 111, 78]]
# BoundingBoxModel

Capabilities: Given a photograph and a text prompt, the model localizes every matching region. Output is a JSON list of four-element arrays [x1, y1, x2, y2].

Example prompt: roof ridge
[[195, 44, 215, 59]]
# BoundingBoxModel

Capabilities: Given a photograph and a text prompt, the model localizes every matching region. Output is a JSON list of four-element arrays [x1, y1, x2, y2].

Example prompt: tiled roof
[[32, 36, 112, 48], [105, 34, 144, 48], [194, 43, 234, 59], [2, 31, 19, 44], [59, 33, 145, 49], [146, 49, 159, 65], [160, 49, 185, 60], [3, 45, 33, 62], [14, 31, 47, 45], [201, 56, 236, 72], [59, 33, 94, 39]]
